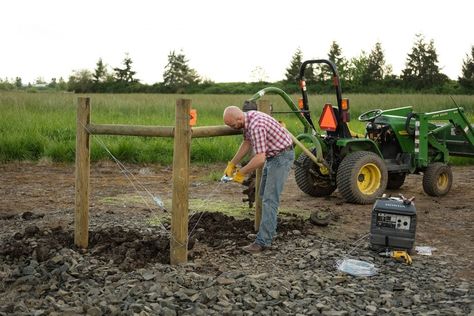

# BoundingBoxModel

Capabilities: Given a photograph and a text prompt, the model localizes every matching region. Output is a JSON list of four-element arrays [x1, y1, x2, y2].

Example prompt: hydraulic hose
[[249, 87, 312, 130], [248, 86, 327, 168]]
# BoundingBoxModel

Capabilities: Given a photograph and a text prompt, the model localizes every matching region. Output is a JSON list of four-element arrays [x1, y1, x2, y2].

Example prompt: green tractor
[[248, 59, 474, 204]]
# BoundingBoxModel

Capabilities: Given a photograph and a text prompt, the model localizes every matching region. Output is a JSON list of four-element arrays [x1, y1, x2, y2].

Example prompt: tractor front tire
[[386, 172, 406, 190], [422, 163, 452, 197], [294, 151, 336, 197], [336, 151, 388, 204]]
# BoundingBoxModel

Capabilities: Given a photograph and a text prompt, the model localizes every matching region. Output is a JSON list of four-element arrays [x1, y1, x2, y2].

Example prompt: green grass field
[[1, 92, 474, 165]]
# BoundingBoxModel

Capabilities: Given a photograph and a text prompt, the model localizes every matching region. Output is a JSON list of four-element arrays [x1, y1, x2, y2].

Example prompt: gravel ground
[[1, 209, 472, 316]]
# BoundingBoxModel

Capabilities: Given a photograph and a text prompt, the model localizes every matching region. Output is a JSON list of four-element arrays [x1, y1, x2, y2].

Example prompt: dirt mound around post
[[0, 211, 311, 271], [188, 211, 311, 247], [0, 225, 73, 262]]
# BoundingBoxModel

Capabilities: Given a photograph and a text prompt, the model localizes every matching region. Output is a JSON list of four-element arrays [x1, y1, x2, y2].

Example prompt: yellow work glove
[[224, 161, 237, 177], [232, 171, 246, 184]]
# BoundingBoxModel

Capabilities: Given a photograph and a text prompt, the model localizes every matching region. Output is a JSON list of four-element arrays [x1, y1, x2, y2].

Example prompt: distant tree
[[93, 58, 108, 83], [114, 54, 138, 83], [402, 34, 448, 89], [35, 77, 46, 85], [366, 42, 389, 82], [162, 50, 201, 92], [285, 48, 303, 82], [458, 46, 474, 90], [351, 42, 393, 87], [14, 77, 22, 89], [285, 48, 316, 84], [57, 77, 68, 91], [318, 41, 349, 81], [48, 78, 57, 89], [67, 69, 93, 92], [348, 51, 369, 86], [305, 64, 317, 84], [0, 78, 14, 91]]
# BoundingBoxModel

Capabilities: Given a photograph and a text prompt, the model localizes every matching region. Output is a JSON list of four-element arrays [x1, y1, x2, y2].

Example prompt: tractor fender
[[336, 138, 383, 158]]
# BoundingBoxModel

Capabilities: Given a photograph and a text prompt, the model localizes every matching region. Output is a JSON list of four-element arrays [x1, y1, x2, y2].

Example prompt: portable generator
[[369, 196, 416, 252]]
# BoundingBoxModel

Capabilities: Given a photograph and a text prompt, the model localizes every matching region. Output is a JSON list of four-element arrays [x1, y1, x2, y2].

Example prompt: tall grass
[[1, 92, 474, 164]]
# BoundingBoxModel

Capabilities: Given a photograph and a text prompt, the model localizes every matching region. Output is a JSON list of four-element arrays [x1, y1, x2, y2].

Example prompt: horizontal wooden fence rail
[[191, 126, 241, 138], [86, 124, 241, 138], [87, 124, 174, 137]]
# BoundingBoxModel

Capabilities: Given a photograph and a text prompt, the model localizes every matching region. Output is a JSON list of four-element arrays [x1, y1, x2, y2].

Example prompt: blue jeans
[[255, 149, 294, 247]]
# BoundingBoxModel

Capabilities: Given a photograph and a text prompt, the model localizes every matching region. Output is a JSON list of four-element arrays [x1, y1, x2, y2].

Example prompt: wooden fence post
[[255, 100, 272, 231], [75, 97, 91, 249], [170, 99, 192, 265]]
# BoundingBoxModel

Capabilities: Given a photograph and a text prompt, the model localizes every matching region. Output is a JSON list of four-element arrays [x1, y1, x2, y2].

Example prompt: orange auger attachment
[[319, 104, 338, 132]]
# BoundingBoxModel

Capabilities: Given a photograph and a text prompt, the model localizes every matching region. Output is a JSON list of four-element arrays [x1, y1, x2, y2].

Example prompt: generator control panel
[[376, 213, 411, 230]]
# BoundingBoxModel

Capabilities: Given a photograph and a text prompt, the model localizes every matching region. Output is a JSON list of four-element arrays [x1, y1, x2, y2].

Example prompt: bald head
[[223, 106, 245, 129]]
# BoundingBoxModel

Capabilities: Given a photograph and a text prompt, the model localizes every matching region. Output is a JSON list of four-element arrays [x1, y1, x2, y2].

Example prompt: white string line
[[91, 136, 187, 247], [187, 179, 225, 220], [344, 232, 370, 257], [89, 135, 161, 207], [187, 180, 226, 239], [333, 233, 371, 272], [93, 137, 173, 236], [80, 125, 159, 202], [92, 135, 161, 206], [80, 123, 175, 241]]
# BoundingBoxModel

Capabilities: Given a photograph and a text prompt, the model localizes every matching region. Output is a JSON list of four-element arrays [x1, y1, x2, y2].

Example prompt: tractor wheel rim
[[437, 173, 449, 190], [357, 163, 381, 195]]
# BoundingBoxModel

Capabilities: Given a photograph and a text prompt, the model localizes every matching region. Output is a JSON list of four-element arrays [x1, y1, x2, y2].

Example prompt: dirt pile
[[0, 211, 311, 271], [189, 211, 310, 248]]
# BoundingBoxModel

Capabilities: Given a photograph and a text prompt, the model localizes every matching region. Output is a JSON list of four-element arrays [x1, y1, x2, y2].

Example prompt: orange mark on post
[[189, 109, 197, 126]]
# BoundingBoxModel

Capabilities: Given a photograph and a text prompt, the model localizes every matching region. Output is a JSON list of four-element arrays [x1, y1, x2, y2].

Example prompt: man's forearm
[[239, 153, 265, 174], [230, 141, 251, 165]]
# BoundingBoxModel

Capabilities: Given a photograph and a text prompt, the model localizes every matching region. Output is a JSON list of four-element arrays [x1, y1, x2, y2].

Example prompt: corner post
[[75, 97, 91, 249], [255, 100, 272, 231], [170, 99, 192, 265]]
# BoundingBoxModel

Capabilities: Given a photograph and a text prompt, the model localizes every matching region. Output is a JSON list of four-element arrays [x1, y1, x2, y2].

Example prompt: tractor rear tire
[[386, 172, 406, 190], [294, 151, 336, 197], [422, 163, 452, 196], [336, 151, 388, 204]]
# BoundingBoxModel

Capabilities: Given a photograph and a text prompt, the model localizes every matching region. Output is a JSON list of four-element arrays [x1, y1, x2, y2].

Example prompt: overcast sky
[[1, 0, 473, 84]]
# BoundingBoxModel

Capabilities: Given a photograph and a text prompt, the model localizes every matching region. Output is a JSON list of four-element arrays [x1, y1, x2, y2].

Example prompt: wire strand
[[81, 123, 179, 243]]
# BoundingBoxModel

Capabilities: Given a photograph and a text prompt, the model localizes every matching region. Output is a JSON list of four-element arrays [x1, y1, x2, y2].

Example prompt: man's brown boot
[[242, 242, 265, 254]]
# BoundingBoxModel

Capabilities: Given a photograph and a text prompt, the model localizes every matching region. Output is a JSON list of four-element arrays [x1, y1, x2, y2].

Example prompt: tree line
[[1, 34, 473, 94]]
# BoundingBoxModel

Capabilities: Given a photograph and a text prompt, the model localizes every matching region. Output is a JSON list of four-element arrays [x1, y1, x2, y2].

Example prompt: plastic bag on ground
[[336, 258, 378, 277], [415, 246, 436, 256]]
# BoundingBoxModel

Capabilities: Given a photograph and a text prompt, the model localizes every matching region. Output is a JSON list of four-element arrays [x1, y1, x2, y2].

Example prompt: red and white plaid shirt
[[244, 111, 293, 157]]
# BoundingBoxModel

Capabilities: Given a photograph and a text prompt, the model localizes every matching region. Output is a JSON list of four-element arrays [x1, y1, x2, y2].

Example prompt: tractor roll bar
[[299, 59, 349, 138]]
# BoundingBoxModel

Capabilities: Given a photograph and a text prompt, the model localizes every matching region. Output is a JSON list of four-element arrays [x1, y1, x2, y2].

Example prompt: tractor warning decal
[[319, 104, 338, 131]]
